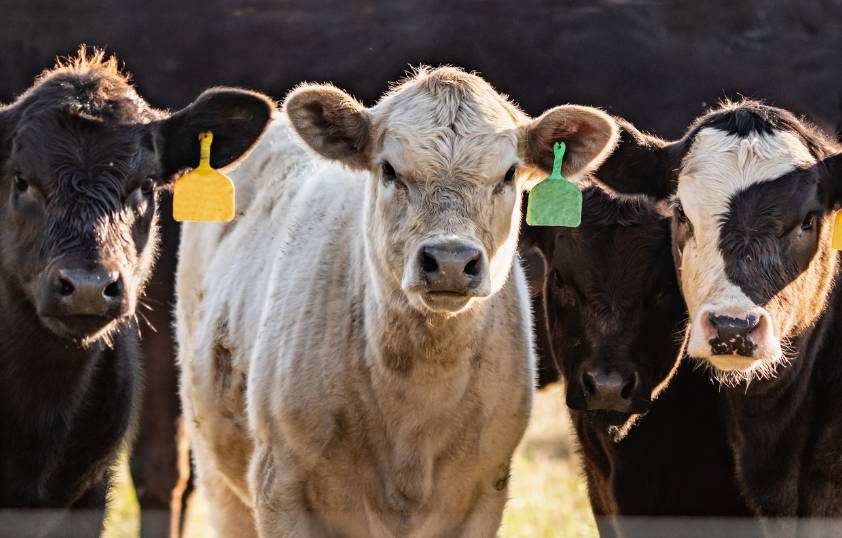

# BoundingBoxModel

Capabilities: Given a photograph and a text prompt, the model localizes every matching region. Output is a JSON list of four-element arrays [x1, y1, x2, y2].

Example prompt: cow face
[[531, 188, 684, 425], [285, 67, 618, 315], [0, 50, 272, 346], [595, 101, 840, 382]]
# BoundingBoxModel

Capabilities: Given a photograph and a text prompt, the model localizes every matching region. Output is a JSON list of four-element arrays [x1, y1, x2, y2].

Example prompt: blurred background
[[3, 1, 842, 536]]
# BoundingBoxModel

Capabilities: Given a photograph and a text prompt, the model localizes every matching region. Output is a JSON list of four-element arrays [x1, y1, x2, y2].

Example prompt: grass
[[104, 384, 598, 537]]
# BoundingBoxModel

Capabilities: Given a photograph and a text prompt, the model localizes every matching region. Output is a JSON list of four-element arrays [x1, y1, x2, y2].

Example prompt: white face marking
[[677, 127, 816, 372]]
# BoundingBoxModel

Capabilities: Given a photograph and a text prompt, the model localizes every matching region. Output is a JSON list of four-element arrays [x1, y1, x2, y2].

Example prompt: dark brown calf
[[522, 187, 750, 536]]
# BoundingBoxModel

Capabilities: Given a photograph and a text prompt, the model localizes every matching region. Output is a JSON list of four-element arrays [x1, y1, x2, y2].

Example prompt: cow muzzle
[[402, 237, 491, 313], [567, 362, 650, 420], [36, 262, 130, 340], [687, 305, 782, 371]]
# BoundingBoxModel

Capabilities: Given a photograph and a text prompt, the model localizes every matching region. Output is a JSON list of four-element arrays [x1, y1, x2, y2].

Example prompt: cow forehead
[[677, 127, 816, 222], [16, 118, 150, 181], [380, 128, 519, 181]]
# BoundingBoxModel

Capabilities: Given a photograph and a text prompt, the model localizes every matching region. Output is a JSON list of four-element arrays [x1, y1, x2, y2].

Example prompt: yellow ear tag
[[173, 132, 235, 222], [833, 211, 842, 250]]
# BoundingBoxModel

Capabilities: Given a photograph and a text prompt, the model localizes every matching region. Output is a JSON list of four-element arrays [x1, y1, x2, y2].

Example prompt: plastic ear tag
[[526, 141, 582, 227], [833, 211, 842, 250], [173, 132, 235, 222]]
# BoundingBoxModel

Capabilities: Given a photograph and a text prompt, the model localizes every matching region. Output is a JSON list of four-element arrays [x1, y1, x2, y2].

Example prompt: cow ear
[[591, 118, 679, 200], [283, 84, 371, 170], [823, 152, 842, 207], [0, 106, 15, 166], [155, 88, 275, 179], [524, 105, 619, 188]]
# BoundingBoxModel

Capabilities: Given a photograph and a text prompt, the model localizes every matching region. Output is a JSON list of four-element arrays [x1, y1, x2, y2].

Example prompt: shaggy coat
[[0, 49, 271, 537], [177, 67, 619, 537]]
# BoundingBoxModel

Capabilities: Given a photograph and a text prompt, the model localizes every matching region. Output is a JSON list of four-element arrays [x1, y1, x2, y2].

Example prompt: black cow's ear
[[591, 118, 680, 200], [823, 152, 842, 207], [283, 84, 372, 170], [155, 88, 275, 179], [0, 106, 15, 166]]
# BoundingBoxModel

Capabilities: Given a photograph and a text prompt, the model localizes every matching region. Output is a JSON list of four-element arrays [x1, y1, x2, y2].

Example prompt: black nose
[[52, 266, 124, 317], [708, 314, 759, 356], [579, 366, 640, 412], [418, 241, 486, 293]]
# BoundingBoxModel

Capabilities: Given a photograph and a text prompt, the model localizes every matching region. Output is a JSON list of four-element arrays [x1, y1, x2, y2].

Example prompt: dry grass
[[104, 384, 598, 537]]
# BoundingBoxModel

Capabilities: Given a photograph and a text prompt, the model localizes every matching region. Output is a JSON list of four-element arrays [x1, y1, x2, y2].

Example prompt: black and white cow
[[593, 100, 842, 518], [0, 49, 272, 536]]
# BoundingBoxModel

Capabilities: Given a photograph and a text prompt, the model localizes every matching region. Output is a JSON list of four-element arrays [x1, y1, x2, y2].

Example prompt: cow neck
[[361, 259, 494, 378], [0, 273, 105, 409]]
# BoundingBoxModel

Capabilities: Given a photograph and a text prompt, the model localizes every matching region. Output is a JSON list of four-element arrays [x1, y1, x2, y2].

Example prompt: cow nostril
[[621, 372, 639, 400], [464, 258, 479, 277], [58, 277, 75, 297], [420, 251, 439, 274], [581, 371, 596, 396], [103, 279, 123, 299]]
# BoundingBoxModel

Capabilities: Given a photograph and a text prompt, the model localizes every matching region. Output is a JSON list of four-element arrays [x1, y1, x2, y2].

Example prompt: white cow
[[177, 67, 618, 537]]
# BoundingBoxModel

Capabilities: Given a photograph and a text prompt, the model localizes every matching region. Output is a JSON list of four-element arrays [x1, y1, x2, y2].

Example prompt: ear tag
[[833, 211, 842, 250], [173, 132, 235, 222], [526, 141, 582, 227]]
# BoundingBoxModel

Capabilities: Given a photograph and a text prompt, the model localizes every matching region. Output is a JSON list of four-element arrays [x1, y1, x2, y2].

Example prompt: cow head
[[285, 67, 618, 316], [594, 101, 840, 383], [527, 187, 684, 425], [0, 49, 272, 346]]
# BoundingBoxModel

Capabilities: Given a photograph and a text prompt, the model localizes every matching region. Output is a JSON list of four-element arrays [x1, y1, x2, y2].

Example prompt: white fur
[[177, 68, 618, 536], [678, 127, 816, 370], [178, 121, 534, 536]]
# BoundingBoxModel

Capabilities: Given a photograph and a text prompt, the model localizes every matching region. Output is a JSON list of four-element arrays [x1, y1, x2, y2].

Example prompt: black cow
[[0, 49, 272, 537], [523, 186, 750, 536], [592, 100, 842, 524]]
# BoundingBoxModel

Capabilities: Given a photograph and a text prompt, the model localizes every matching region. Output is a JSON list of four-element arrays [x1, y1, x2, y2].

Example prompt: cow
[[0, 48, 272, 537], [523, 186, 751, 536], [176, 67, 619, 536], [590, 100, 842, 522]]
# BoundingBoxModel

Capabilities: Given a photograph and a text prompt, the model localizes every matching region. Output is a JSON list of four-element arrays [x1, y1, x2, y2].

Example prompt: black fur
[[522, 187, 750, 536], [592, 100, 842, 519], [0, 50, 272, 536]]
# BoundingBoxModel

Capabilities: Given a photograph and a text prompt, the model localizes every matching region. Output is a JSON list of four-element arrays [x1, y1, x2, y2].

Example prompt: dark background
[[3, 0, 842, 138]]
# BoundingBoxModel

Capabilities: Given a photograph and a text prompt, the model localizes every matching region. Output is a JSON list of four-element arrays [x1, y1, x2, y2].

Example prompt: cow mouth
[[41, 314, 118, 341], [585, 409, 636, 427], [420, 291, 475, 313]]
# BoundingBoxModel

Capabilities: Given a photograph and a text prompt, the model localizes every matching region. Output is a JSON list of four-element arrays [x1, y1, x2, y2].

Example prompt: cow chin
[[40, 313, 126, 347]]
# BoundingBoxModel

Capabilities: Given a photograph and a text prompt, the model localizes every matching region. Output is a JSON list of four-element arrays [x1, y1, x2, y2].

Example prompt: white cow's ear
[[524, 105, 619, 183], [284, 84, 371, 170], [155, 88, 275, 179]]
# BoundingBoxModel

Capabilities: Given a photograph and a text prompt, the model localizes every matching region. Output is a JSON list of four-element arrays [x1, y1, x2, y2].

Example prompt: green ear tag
[[526, 141, 582, 227]]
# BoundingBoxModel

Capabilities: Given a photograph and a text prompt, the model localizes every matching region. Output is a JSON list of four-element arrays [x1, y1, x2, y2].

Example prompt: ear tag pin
[[173, 131, 235, 222], [526, 141, 582, 227], [832, 211, 842, 250]]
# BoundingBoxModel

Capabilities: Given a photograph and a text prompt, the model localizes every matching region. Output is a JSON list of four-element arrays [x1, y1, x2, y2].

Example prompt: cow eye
[[13, 175, 29, 193], [381, 162, 406, 190], [382, 162, 397, 181], [675, 203, 688, 223], [140, 178, 155, 196], [801, 213, 817, 231], [494, 166, 517, 194]]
